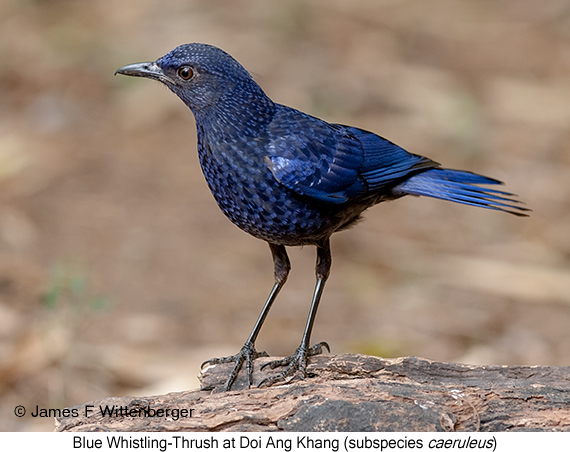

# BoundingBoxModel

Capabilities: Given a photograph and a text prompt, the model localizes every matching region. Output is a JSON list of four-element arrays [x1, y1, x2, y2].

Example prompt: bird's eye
[[177, 66, 194, 80]]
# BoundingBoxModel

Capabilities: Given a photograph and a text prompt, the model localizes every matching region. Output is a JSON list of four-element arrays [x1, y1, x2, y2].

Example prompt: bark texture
[[55, 354, 570, 432]]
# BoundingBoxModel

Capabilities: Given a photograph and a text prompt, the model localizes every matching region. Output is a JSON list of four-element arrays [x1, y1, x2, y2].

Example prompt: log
[[55, 354, 570, 432]]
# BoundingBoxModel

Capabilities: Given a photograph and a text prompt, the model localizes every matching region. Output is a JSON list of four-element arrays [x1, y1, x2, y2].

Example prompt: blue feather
[[394, 169, 529, 216]]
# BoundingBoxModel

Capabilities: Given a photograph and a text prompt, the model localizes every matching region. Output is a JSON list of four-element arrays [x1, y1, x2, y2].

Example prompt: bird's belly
[[201, 163, 345, 245], [197, 139, 371, 245], [213, 181, 339, 245]]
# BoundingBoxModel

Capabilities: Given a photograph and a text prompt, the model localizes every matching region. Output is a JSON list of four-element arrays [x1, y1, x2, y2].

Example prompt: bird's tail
[[393, 168, 530, 216]]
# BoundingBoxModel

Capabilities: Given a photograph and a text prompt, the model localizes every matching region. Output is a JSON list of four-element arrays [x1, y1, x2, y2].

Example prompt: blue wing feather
[[266, 107, 435, 203], [265, 106, 528, 216]]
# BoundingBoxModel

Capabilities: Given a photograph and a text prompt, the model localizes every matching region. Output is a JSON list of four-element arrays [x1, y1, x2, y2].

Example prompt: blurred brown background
[[1, 0, 569, 431]]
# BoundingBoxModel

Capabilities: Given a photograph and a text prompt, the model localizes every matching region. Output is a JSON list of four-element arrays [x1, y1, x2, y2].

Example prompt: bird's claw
[[258, 341, 329, 387], [202, 342, 268, 391]]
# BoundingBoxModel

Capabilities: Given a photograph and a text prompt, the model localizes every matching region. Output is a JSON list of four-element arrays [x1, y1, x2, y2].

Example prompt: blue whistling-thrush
[[116, 43, 528, 391]]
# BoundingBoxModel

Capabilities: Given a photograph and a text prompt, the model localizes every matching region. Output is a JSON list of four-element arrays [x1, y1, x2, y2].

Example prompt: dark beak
[[115, 62, 174, 84]]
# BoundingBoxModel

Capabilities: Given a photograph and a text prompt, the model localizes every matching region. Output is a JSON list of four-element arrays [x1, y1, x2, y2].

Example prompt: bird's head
[[115, 43, 269, 116]]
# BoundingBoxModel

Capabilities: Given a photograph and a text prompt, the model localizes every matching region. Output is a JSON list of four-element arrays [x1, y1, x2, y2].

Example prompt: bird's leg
[[259, 240, 331, 387], [201, 243, 290, 391]]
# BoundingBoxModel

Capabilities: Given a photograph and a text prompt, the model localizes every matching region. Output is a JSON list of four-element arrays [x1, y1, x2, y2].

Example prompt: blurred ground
[[1, 0, 570, 431]]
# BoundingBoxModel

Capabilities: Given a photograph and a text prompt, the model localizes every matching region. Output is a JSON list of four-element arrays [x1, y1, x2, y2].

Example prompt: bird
[[115, 43, 528, 391]]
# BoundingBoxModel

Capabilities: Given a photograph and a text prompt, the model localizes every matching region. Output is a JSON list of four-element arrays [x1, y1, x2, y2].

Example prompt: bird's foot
[[201, 341, 268, 391], [258, 341, 329, 388]]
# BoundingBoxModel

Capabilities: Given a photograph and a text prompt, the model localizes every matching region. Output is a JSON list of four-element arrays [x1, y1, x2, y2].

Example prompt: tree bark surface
[[55, 354, 570, 432]]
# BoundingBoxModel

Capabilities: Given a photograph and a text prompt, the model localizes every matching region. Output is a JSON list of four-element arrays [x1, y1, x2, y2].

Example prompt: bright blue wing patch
[[266, 107, 436, 204]]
